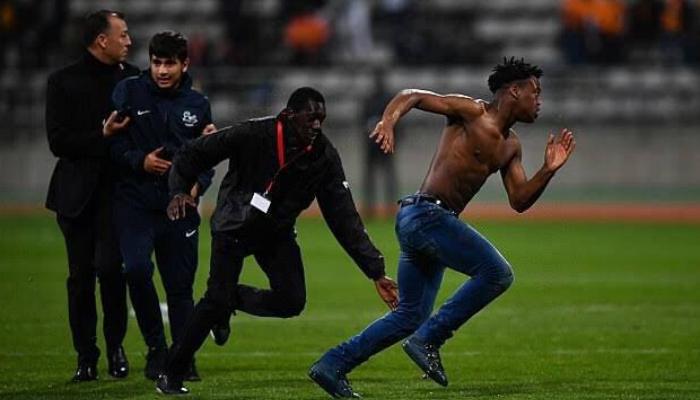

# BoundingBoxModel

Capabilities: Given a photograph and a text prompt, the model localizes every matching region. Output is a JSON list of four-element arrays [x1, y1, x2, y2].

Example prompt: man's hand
[[369, 120, 396, 154], [201, 123, 217, 135], [143, 147, 172, 175], [103, 110, 130, 137], [544, 128, 575, 172], [167, 193, 197, 220], [374, 275, 399, 311], [190, 183, 200, 198]]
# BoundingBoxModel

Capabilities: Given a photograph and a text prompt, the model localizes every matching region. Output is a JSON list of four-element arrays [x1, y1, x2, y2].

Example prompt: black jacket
[[45, 51, 139, 217], [169, 116, 386, 280], [109, 72, 214, 211]]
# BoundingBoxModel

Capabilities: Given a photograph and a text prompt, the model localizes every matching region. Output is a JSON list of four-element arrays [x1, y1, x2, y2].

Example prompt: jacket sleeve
[[108, 80, 146, 172], [169, 122, 249, 197], [109, 129, 146, 173], [194, 100, 215, 195], [45, 72, 108, 158], [316, 147, 386, 280]]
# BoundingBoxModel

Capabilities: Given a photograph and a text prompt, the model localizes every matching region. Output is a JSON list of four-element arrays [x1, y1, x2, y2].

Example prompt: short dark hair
[[82, 10, 125, 47], [149, 31, 188, 62], [487, 57, 543, 93], [287, 87, 325, 111]]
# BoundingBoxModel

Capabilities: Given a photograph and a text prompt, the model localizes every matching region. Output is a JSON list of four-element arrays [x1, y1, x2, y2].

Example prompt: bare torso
[[420, 102, 520, 213]]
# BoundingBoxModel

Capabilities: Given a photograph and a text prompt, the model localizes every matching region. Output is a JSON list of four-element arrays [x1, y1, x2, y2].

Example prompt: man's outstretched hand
[[374, 275, 399, 311], [544, 128, 576, 172], [167, 193, 197, 221], [370, 120, 396, 154]]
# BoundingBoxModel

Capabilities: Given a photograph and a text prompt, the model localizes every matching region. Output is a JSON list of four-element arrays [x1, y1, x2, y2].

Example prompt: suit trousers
[[56, 183, 127, 364]]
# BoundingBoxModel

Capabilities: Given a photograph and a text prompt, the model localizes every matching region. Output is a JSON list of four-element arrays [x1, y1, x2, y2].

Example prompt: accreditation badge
[[250, 192, 271, 214]]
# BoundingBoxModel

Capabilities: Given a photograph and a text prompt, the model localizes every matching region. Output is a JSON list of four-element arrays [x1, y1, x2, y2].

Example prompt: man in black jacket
[[45, 10, 138, 382], [156, 87, 399, 395]]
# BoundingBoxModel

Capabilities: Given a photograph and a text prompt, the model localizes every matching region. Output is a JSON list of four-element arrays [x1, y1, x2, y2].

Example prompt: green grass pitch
[[0, 213, 699, 399]]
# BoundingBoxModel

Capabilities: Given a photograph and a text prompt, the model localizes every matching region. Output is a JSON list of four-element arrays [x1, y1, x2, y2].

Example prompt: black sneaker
[[402, 335, 448, 387], [183, 359, 201, 382], [71, 362, 98, 382], [308, 360, 360, 398], [156, 374, 189, 395], [107, 346, 129, 378], [210, 322, 230, 346], [145, 347, 168, 381]]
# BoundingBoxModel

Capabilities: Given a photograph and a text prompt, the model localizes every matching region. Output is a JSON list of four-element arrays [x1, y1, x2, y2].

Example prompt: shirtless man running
[[308, 58, 575, 398]]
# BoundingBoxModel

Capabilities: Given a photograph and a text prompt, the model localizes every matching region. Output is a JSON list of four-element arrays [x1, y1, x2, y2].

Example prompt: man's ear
[[96, 33, 108, 50], [509, 84, 519, 100], [182, 58, 190, 72], [280, 107, 294, 120]]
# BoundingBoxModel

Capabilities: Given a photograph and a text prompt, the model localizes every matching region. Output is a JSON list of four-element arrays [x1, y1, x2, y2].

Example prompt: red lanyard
[[276, 119, 285, 169], [264, 120, 312, 195]]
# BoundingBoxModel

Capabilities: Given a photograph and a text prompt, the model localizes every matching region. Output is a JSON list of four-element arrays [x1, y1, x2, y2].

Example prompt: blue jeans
[[323, 196, 513, 372]]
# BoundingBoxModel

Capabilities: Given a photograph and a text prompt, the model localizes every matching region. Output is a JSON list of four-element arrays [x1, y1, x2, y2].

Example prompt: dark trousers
[[56, 186, 127, 364], [114, 203, 200, 350], [166, 230, 306, 379]]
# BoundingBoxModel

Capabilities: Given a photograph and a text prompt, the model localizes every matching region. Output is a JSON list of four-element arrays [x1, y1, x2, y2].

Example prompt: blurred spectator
[[188, 31, 211, 67], [280, 0, 329, 65], [373, 0, 413, 62], [218, 0, 275, 66], [659, 0, 696, 64], [560, 0, 626, 64], [284, 11, 330, 65], [0, 0, 17, 70], [327, 0, 375, 64], [561, 0, 590, 64], [628, 0, 664, 60], [362, 69, 397, 218], [591, 0, 626, 64], [10, 0, 68, 68]]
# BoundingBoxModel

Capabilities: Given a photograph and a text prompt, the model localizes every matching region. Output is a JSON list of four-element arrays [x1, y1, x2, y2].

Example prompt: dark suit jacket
[[45, 51, 139, 218]]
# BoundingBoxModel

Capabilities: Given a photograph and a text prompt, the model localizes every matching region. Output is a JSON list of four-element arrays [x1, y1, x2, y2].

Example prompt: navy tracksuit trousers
[[114, 202, 200, 350]]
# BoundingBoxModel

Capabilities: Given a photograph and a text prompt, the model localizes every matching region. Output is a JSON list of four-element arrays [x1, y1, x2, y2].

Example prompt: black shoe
[[402, 335, 448, 387], [145, 347, 168, 381], [308, 361, 360, 398], [71, 363, 98, 382], [156, 374, 189, 395], [183, 359, 201, 382], [210, 322, 230, 346], [107, 346, 129, 378]]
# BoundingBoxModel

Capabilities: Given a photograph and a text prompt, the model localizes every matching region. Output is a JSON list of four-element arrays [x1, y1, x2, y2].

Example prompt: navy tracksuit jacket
[[110, 71, 213, 349]]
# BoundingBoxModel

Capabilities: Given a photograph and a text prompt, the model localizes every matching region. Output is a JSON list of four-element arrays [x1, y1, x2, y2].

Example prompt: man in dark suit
[[45, 9, 139, 382]]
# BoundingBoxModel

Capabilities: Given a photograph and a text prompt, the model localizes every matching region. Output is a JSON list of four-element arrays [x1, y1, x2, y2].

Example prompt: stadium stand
[[1, 0, 699, 202]]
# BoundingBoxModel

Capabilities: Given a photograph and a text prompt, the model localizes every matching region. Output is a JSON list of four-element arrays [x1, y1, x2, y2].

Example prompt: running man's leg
[[236, 235, 306, 317], [413, 216, 513, 347], [322, 250, 443, 372], [165, 231, 245, 380], [317, 203, 446, 372]]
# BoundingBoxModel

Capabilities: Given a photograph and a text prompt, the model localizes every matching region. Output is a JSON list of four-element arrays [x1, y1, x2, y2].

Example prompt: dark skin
[[167, 99, 400, 309], [371, 77, 575, 213]]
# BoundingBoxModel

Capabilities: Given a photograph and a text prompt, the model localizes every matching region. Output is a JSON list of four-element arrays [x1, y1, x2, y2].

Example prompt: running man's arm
[[370, 89, 484, 154], [501, 129, 575, 213], [167, 123, 250, 220], [316, 146, 399, 309]]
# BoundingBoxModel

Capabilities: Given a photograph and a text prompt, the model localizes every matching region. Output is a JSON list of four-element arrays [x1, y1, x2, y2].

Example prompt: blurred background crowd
[[1, 0, 699, 211]]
